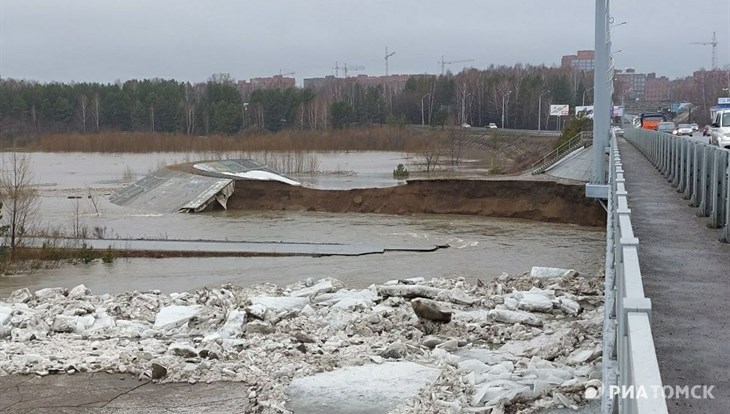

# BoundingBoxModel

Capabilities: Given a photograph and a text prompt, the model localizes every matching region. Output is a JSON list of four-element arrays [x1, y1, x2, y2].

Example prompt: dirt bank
[[227, 179, 605, 227]]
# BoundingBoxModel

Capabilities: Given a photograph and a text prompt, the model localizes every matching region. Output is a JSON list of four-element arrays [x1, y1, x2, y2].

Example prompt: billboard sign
[[550, 104, 569, 116], [575, 106, 594, 119], [575, 105, 622, 118], [671, 102, 692, 112]]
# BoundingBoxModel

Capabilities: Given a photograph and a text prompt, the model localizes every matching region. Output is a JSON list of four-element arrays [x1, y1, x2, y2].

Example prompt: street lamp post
[[421, 92, 431, 126], [501, 90, 512, 129], [538, 90, 550, 134], [461, 93, 472, 126], [582, 87, 595, 106]]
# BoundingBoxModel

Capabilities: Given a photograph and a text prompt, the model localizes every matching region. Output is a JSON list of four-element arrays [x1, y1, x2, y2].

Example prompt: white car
[[461, 123, 471, 129], [487, 123, 498, 129], [709, 109, 730, 148], [690, 123, 699, 132], [675, 124, 693, 136]]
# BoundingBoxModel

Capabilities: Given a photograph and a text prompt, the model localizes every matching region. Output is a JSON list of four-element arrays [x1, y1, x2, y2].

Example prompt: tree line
[[0, 65, 613, 139]]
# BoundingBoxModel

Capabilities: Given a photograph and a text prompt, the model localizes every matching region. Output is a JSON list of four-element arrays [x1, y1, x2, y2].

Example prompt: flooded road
[[0, 152, 605, 296]]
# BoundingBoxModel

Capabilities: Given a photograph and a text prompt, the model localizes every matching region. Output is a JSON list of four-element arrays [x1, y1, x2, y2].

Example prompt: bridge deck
[[618, 138, 730, 413]]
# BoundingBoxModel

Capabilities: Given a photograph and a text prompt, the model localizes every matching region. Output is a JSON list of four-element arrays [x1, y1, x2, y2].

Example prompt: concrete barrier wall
[[603, 133, 669, 413], [625, 128, 730, 243]]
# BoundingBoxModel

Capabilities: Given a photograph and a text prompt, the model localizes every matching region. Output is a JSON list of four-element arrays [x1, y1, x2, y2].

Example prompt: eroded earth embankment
[[227, 179, 606, 227]]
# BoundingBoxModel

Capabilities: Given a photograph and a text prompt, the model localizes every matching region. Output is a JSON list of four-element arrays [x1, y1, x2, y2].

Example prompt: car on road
[[709, 109, 730, 148], [487, 123, 498, 129], [675, 124, 693, 136], [656, 121, 676, 134], [461, 123, 471, 129], [690, 123, 699, 132]]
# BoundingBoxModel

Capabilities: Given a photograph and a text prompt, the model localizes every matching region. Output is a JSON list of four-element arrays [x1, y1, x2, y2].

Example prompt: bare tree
[[70, 198, 88, 239], [0, 152, 39, 258], [78, 94, 88, 133], [420, 136, 445, 173], [448, 128, 467, 166], [91, 93, 101, 132]]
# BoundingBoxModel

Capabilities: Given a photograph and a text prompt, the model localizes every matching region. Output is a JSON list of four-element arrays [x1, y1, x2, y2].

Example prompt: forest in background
[[1, 64, 727, 142]]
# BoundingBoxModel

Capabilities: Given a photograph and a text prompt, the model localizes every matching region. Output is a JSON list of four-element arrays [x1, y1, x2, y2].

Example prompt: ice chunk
[[530, 267, 577, 278], [68, 284, 90, 299], [487, 309, 543, 327], [153, 305, 203, 330], [250, 296, 309, 311], [516, 292, 554, 313]]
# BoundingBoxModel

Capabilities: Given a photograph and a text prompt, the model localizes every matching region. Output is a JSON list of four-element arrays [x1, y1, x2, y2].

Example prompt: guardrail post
[[624, 312, 669, 414], [669, 137, 678, 184], [682, 141, 695, 199], [663, 136, 669, 175], [659, 135, 667, 174], [676, 139, 687, 190], [618, 297, 652, 414], [665, 135, 672, 177], [709, 149, 729, 229], [722, 163, 730, 243], [698, 146, 713, 217], [690, 142, 704, 207]]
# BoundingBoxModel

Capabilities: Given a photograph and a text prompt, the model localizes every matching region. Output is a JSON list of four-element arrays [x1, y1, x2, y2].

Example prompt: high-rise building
[[614, 68, 647, 101], [302, 74, 410, 92], [237, 75, 296, 99], [561, 50, 595, 71], [643, 73, 670, 101]]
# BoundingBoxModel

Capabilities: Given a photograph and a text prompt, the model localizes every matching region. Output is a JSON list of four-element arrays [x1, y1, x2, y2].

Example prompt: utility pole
[[582, 87, 595, 106], [501, 90, 512, 129], [333, 62, 340, 78], [421, 92, 431, 126], [538, 90, 550, 134], [591, 0, 610, 186], [385, 47, 396, 76]]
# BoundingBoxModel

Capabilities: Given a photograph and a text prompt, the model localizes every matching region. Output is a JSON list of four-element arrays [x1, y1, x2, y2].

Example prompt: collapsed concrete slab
[[286, 362, 441, 414], [110, 159, 298, 213], [110, 168, 234, 213]]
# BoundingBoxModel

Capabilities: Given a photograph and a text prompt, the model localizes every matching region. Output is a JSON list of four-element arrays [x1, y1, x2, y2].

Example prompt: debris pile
[[0, 268, 604, 413]]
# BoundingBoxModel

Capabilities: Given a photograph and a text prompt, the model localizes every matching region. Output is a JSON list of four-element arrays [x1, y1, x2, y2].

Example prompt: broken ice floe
[[0, 268, 604, 413]]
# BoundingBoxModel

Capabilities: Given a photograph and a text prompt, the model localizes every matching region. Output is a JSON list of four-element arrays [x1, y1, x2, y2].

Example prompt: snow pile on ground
[[0, 269, 604, 414]]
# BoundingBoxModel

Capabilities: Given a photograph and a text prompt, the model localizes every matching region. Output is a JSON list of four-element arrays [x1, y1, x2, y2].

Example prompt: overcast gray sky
[[1, 0, 728, 84]]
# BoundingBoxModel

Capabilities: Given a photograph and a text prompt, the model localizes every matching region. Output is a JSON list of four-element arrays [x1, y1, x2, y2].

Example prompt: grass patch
[[22, 127, 443, 154]]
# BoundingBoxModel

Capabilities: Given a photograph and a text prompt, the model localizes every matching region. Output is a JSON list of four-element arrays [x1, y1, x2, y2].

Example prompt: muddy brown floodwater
[[0, 152, 605, 297]]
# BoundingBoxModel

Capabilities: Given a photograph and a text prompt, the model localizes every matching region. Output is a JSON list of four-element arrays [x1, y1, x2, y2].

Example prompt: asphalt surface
[[0, 373, 251, 414], [618, 138, 730, 413]]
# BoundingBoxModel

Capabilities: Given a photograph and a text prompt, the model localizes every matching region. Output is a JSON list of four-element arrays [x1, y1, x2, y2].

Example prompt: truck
[[638, 113, 666, 131]]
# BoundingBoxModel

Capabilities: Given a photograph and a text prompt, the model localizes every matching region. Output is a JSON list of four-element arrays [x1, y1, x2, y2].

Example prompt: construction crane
[[342, 63, 365, 78], [385, 47, 396, 76], [278, 70, 295, 77], [439, 56, 475, 76], [690, 32, 718, 70]]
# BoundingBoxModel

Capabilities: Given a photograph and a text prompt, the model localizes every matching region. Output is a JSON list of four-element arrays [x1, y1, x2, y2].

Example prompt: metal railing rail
[[603, 132, 669, 413], [624, 128, 730, 243], [531, 131, 592, 175]]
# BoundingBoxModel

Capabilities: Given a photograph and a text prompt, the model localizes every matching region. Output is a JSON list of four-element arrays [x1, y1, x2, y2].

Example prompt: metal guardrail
[[603, 132, 668, 413], [530, 131, 592, 174], [625, 128, 730, 243]]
